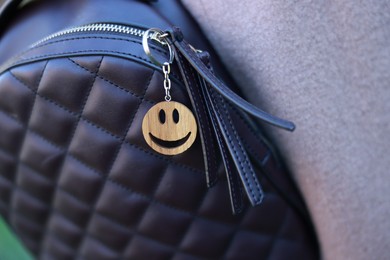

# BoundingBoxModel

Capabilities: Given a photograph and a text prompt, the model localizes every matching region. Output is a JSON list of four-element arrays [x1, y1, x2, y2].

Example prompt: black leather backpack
[[0, 0, 319, 259]]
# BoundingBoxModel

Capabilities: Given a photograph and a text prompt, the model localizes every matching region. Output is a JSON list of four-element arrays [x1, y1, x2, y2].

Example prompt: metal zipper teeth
[[31, 23, 148, 48]]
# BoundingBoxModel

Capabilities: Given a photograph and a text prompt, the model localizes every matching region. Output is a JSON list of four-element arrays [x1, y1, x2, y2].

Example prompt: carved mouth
[[149, 132, 191, 149]]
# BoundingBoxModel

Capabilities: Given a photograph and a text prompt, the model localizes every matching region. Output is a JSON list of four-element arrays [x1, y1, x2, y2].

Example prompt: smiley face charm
[[142, 101, 197, 155]]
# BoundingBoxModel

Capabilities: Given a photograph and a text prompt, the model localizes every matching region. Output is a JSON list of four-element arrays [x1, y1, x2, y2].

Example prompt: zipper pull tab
[[169, 28, 265, 212], [167, 27, 296, 132]]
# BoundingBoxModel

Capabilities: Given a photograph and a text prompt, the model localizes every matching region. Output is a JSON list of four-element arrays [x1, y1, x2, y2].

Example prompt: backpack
[[0, 0, 319, 259]]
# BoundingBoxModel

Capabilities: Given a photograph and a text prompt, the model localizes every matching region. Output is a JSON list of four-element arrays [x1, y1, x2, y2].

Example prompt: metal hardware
[[189, 44, 203, 53], [30, 23, 148, 48], [29, 24, 176, 68], [142, 28, 175, 67], [162, 62, 172, 101]]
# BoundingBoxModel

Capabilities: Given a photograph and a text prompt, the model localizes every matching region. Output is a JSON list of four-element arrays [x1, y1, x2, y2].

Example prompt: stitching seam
[[8, 68, 203, 174], [177, 53, 216, 186]]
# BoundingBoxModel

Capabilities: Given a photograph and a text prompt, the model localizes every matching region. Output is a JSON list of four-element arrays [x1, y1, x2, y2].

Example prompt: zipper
[[28, 23, 296, 132], [0, 22, 172, 74], [31, 23, 151, 48]]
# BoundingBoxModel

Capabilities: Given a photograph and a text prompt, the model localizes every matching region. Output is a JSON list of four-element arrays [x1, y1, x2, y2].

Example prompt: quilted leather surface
[[0, 0, 319, 259], [0, 52, 317, 259]]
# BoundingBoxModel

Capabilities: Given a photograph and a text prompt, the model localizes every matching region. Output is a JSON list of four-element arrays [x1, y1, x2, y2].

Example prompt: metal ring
[[142, 28, 175, 67]]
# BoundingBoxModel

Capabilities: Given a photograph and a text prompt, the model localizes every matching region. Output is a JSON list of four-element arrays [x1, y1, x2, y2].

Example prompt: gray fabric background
[[181, 1, 390, 259]]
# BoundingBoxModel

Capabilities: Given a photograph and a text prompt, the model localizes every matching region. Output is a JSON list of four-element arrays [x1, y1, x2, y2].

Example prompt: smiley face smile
[[142, 101, 197, 155], [149, 132, 191, 149]]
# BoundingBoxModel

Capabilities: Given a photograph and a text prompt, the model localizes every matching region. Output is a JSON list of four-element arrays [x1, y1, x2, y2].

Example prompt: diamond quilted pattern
[[138, 203, 193, 246], [224, 230, 274, 259], [29, 97, 76, 147], [0, 72, 35, 124], [11, 189, 49, 223], [82, 76, 142, 137], [110, 145, 166, 196], [126, 102, 158, 147], [142, 74, 167, 104], [87, 213, 131, 252], [0, 111, 24, 155], [37, 58, 96, 113], [69, 120, 121, 174], [197, 176, 239, 222], [10, 212, 42, 248], [123, 235, 173, 260], [20, 132, 64, 180], [154, 165, 207, 212], [242, 200, 286, 236], [0, 148, 17, 181], [9, 61, 48, 92], [180, 218, 235, 258], [95, 181, 150, 228], [0, 53, 318, 259], [41, 232, 75, 260], [0, 176, 12, 204], [54, 188, 92, 228], [47, 212, 82, 248], [79, 236, 119, 259], [58, 157, 105, 204], [98, 55, 156, 97], [16, 164, 54, 204]]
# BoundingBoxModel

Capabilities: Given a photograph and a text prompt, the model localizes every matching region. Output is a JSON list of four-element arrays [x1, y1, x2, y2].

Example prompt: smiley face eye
[[159, 109, 166, 124], [173, 109, 179, 124]]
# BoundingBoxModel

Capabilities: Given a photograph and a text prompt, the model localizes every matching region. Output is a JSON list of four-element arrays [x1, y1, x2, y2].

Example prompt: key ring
[[142, 28, 175, 67]]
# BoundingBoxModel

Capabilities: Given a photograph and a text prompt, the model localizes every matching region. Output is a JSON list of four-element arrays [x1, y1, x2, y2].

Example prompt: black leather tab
[[206, 87, 264, 206], [169, 27, 296, 131], [196, 53, 244, 213], [200, 77, 244, 214], [174, 40, 263, 208], [174, 50, 219, 187]]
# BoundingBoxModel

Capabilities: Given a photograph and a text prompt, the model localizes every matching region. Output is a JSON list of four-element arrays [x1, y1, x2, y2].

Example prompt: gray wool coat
[[181, 1, 390, 259]]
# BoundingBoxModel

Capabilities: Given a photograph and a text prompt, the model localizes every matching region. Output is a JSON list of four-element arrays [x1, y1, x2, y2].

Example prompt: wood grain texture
[[142, 101, 197, 155]]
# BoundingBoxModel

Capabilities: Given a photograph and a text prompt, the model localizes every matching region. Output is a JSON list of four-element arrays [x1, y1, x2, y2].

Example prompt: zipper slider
[[150, 31, 169, 46]]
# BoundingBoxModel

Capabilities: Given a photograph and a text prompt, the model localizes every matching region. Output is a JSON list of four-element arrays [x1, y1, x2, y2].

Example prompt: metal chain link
[[162, 62, 171, 102]]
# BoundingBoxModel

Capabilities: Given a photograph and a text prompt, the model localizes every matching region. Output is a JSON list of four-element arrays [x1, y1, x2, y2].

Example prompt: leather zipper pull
[[198, 73, 245, 214], [174, 42, 263, 212], [173, 46, 219, 187], [143, 26, 289, 213], [168, 27, 296, 131]]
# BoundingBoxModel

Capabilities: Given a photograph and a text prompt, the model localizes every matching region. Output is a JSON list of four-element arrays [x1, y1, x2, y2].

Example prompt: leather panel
[[0, 54, 317, 259], [0, 0, 318, 259]]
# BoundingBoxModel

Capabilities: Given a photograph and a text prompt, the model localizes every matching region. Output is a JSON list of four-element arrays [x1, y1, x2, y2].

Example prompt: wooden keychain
[[142, 29, 197, 155]]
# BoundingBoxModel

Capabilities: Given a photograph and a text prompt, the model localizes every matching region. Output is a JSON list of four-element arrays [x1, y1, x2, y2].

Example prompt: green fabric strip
[[0, 216, 33, 260]]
